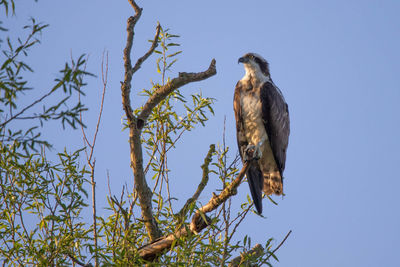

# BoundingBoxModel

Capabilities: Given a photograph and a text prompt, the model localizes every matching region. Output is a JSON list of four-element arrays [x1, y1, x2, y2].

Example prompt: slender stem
[[78, 51, 108, 267], [264, 230, 292, 263], [0, 89, 55, 127], [90, 161, 98, 267]]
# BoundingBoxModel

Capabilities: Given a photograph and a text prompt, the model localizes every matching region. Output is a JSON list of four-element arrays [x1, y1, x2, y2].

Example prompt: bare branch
[[137, 59, 217, 129], [264, 230, 292, 263], [121, 0, 143, 123], [128, 0, 142, 14], [78, 51, 108, 267], [132, 23, 161, 75], [88, 51, 108, 161]]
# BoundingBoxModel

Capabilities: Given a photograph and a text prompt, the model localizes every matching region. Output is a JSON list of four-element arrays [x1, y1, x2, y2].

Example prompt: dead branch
[[132, 23, 161, 75], [121, 2, 142, 123], [78, 51, 108, 267], [121, 0, 217, 242]]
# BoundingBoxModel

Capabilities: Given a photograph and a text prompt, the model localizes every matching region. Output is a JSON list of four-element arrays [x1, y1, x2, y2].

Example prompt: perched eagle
[[234, 53, 290, 214]]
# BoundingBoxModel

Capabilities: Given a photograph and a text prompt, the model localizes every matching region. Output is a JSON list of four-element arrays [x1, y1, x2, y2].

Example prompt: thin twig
[[78, 51, 108, 267], [0, 89, 55, 127], [264, 230, 292, 263], [227, 205, 251, 242], [88, 51, 108, 162], [90, 160, 98, 267], [0, 23, 49, 127], [132, 23, 161, 75]]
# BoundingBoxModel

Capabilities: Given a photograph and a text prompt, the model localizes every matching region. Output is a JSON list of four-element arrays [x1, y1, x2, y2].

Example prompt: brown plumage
[[234, 53, 290, 214]]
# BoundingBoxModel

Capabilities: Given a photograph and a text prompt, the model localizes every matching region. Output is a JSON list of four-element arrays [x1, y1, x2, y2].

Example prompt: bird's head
[[238, 53, 270, 77]]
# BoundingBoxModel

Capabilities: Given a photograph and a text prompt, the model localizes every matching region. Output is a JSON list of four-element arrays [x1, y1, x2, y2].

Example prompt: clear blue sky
[[6, 0, 400, 266]]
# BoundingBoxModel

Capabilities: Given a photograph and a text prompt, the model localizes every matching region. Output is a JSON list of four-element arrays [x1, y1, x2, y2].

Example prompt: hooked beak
[[238, 57, 248, 64]]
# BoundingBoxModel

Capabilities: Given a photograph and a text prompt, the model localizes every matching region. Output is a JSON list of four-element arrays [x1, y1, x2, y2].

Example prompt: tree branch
[[190, 160, 250, 233], [137, 58, 217, 129], [132, 22, 161, 75], [264, 230, 292, 263], [0, 89, 54, 128], [121, 0, 142, 123], [138, 160, 251, 261], [78, 51, 108, 267], [121, 0, 217, 243], [121, 0, 163, 242], [128, 0, 142, 13]]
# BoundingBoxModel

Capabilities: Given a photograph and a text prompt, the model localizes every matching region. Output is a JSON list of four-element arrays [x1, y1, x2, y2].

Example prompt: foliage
[[0, 0, 15, 16], [0, 0, 38, 16], [0, 5, 94, 266], [138, 27, 215, 210], [0, 146, 91, 265], [0, 16, 92, 152], [0, 2, 285, 266]]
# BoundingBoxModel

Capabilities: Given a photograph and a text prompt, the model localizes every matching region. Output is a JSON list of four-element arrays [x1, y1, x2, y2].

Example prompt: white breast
[[241, 91, 268, 146]]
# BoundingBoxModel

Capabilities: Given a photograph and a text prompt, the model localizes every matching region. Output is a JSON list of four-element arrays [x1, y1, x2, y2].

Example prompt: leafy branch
[[0, 17, 93, 152]]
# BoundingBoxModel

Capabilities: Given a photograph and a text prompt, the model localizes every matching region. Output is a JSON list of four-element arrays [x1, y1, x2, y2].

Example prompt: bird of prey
[[234, 53, 290, 214]]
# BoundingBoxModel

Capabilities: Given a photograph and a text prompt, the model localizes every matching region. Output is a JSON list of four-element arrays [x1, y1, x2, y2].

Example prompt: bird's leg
[[244, 143, 261, 161], [244, 137, 266, 161], [244, 144, 256, 161]]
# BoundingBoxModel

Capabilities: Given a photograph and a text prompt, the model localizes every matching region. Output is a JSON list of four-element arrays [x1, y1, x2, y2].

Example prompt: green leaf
[[167, 43, 181, 47], [167, 51, 182, 58]]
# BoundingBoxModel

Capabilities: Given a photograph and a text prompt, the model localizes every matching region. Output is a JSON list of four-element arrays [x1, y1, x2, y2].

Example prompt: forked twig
[[78, 51, 108, 267]]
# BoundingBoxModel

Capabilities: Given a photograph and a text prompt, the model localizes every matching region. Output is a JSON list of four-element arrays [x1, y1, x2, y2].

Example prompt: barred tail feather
[[263, 171, 283, 196]]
